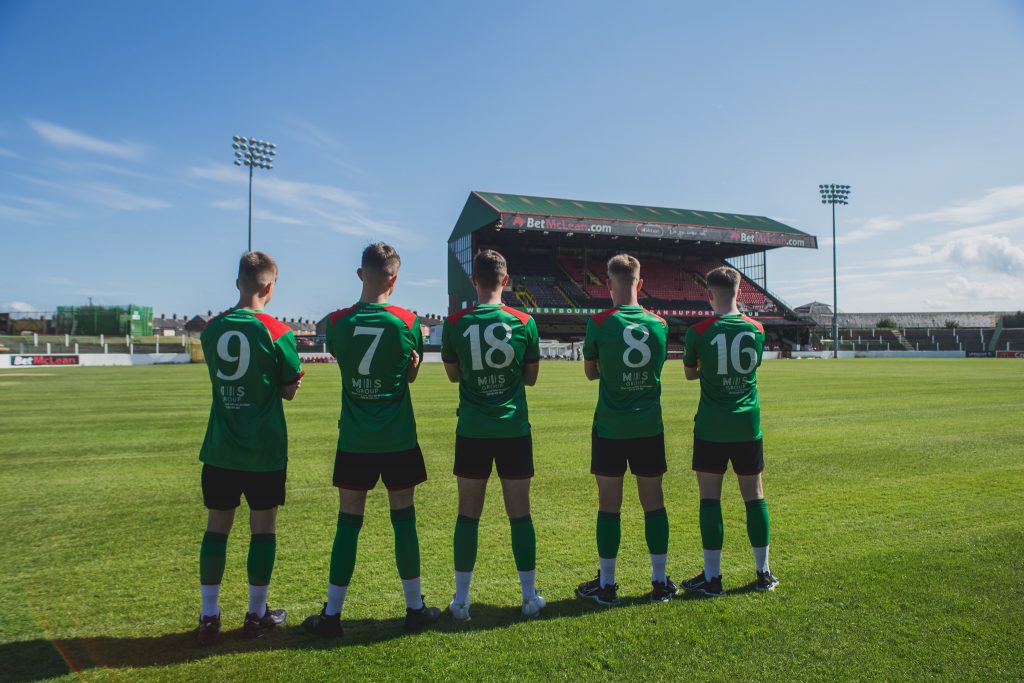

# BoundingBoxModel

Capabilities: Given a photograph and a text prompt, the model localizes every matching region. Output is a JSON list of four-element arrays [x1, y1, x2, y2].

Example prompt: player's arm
[[683, 326, 700, 381], [522, 317, 541, 386], [281, 377, 301, 400], [277, 331, 305, 399], [582, 318, 599, 381], [406, 318, 425, 383], [440, 320, 460, 383]]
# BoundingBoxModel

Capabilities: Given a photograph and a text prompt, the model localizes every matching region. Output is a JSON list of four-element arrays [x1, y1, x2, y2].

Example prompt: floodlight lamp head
[[234, 160, 241, 166]]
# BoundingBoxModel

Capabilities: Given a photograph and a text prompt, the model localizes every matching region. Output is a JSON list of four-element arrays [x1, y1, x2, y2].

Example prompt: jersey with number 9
[[683, 314, 765, 442], [583, 305, 669, 439], [199, 308, 304, 472], [326, 302, 423, 453], [440, 303, 540, 438]]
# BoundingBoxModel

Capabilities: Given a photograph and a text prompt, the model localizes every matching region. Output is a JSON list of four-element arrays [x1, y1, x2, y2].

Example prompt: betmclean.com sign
[[11, 354, 80, 366], [502, 213, 817, 249]]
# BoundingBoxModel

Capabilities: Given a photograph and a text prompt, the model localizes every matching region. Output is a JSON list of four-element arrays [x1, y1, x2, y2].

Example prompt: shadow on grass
[[1, 593, 668, 682]]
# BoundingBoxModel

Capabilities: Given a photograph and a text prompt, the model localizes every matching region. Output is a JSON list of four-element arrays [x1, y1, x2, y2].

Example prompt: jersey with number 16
[[326, 302, 423, 453], [683, 314, 765, 442], [199, 308, 304, 472]]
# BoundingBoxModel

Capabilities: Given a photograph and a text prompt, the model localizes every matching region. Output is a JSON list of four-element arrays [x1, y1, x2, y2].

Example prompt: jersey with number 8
[[199, 308, 304, 472], [326, 302, 423, 453], [683, 314, 765, 442], [583, 305, 669, 439], [441, 304, 540, 438]]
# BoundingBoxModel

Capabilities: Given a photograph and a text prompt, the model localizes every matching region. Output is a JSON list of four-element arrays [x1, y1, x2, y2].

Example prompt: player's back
[[684, 314, 765, 442], [584, 305, 668, 439], [326, 302, 422, 453], [441, 303, 540, 438], [199, 308, 302, 471]]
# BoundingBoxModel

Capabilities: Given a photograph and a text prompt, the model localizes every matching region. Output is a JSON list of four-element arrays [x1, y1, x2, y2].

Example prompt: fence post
[[34, 333, 38, 347], [46, 342, 51, 353], [100, 333, 105, 346], [20, 342, 24, 353], [75, 343, 79, 354], [156, 337, 160, 354], [65, 334, 70, 347], [323, 342, 327, 353], [130, 343, 134, 355], [125, 334, 130, 347], [105, 344, 108, 354]]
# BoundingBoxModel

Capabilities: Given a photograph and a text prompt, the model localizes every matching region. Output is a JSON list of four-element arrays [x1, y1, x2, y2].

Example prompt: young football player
[[440, 249, 545, 621], [680, 266, 778, 597], [576, 254, 675, 606], [304, 242, 440, 638], [196, 251, 303, 646]]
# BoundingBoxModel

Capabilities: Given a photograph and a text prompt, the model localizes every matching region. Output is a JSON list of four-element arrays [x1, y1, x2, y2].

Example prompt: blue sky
[[2, 0, 1022, 319]]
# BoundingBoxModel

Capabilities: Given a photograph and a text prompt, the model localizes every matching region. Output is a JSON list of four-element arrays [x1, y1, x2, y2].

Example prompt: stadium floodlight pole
[[231, 136, 277, 252], [819, 184, 852, 359]]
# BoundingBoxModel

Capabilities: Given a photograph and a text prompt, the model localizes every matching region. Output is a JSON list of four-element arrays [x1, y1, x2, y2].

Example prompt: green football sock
[[329, 512, 363, 587], [454, 515, 479, 573], [509, 515, 536, 572], [699, 499, 724, 550], [596, 510, 621, 559], [644, 507, 670, 555], [746, 498, 771, 548], [247, 533, 276, 586], [391, 505, 421, 580], [199, 531, 228, 585]]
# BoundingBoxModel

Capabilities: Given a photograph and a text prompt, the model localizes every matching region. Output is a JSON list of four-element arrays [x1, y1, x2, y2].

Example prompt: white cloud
[[190, 163, 414, 242], [211, 199, 304, 225], [910, 185, 1024, 225], [27, 119, 147, 160], [0, 301, 36, 313], [13, 174, 169, 211], [932, 235, 1024, 275]]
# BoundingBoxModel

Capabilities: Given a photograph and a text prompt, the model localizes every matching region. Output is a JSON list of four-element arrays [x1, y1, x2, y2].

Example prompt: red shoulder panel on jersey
[[384, 305, 417, 330], [689, 316, 721, 337], [328, 305, 359, 325], [741, 315, 765, 333], [253, 313, 292, 342], [446, 306, 477, 326], [644, 308, 668, 327], [500, 305, 532, 325], [590, 307, 619, 327]]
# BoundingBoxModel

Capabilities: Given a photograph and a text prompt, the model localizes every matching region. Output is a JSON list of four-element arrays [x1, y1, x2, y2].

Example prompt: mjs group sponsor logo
[[11, 355, 80, 366]]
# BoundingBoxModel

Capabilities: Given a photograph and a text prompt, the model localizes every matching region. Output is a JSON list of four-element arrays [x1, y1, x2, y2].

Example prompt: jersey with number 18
[[683, 314, 765, 442], [199, 308, 304, 472], [326, 302, 423, 454], [583, 305, 669, 439], [440, 303, 540, 439]]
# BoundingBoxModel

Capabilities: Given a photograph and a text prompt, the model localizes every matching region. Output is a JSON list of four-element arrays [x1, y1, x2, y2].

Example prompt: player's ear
[[500, 273, 509, 288], [236, 278, 243, 292], [636, 277, 643, 294], [357, 267, 364, 282]]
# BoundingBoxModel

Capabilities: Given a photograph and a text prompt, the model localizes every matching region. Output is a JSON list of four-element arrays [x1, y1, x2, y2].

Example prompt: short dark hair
[[706, 266, 741, 291], [473, 249, 508, 289], [237, 251, 277, 292], [361, 242, 401, 278]]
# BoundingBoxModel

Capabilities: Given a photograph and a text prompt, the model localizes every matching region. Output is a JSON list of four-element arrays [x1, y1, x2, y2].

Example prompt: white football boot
[[521, 590, 546, 618], [448, 596, 471, 622]]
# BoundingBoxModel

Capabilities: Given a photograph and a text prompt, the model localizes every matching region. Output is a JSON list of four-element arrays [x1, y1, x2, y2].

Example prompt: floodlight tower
[[819, 183, 851, 359], [231, 136, 277, 252]]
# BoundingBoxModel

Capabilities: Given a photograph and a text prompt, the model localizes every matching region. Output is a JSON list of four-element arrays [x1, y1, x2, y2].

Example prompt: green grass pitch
[[1, 359, 1022, 681]]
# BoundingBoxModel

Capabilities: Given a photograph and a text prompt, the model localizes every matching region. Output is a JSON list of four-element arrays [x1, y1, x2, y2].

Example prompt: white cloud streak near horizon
[[27, 119, 148, 160]]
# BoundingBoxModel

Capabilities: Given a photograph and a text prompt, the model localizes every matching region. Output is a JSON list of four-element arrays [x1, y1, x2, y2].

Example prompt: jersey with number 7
[[199, 308, 304, 472], [440, 304, 540, 439], [326, 302, 423, 453], [683, 314, 765, 442], [582, 305, 669, 439]]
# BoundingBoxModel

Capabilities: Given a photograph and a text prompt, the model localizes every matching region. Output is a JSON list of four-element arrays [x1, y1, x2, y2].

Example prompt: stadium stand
[[998, 328, 1024, 351]]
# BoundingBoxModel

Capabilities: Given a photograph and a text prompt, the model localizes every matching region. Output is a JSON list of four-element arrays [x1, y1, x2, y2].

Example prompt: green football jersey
[[440, 303, 540, 439], [199, 308, 304, 472], [683, 314, 765, 442], [582, 305, 668, 439], [325, 302, 423, 453]]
